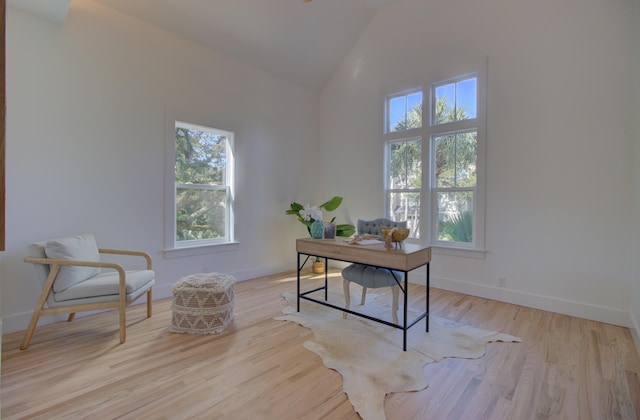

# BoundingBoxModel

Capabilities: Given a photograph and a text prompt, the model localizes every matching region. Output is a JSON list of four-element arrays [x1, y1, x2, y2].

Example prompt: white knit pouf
[[170, 272, 235, 334]]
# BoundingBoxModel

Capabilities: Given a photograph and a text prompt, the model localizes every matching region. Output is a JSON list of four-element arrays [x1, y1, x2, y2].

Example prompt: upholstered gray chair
[[342, 218, 407, 323], [21, 233, 155, 349]]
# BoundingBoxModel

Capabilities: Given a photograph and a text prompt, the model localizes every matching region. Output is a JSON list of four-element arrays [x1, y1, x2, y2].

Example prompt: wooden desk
[[296, 238, 431, 351]]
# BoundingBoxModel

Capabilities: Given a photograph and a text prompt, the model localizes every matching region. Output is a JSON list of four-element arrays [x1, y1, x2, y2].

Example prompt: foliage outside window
[[431, 77, 477, 245], [386, 138, 422, 238], [384, 67, 485, 251], [387, 90, 422, 133], [433, 130, 476, 243], [385, 90, 423, 239], [174, 121, 234, 247], [433, 77, 477, 124]]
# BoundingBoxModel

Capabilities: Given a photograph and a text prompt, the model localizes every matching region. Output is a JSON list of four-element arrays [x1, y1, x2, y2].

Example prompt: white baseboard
[[151, 264, 296, 302], [432, 275, 632, 328], [319, 264, 634, 330], [4, 267, 636, 346], [2, 310, 60, 334], [1, 263, 294, 335], [629, 311, 640, 357]]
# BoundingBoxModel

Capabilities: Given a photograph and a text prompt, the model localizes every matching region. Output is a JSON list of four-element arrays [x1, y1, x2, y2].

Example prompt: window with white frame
[[384, 63, 485, 252], [172, 121, 234, 248], [385, 137, 423, 239], [385, 90, 423, 239], [387, 90, 423, 133]]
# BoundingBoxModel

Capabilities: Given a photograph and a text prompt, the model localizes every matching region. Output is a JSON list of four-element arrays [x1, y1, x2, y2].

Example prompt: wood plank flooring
[[2, 270, 640, 419]]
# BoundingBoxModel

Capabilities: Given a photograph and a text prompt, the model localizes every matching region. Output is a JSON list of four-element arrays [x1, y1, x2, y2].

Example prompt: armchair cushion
[[53, 270, 155, 304], [342, 263, 403, 288], [44, 234, 101, 292]]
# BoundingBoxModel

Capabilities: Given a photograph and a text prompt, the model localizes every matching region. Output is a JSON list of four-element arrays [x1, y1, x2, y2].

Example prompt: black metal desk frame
[[296, 243, 430, 351]]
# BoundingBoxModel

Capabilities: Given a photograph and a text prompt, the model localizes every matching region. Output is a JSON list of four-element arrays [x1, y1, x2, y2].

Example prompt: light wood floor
[[2, 270, 640, 419]]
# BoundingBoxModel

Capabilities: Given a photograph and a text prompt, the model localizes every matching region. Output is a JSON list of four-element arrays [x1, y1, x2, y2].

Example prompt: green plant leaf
[[289, 202, 304, 211], [286, 197, 354, 238], [336, 223, 356, 237], [438, 211, 472, 243], [319, 196, 343, 212]]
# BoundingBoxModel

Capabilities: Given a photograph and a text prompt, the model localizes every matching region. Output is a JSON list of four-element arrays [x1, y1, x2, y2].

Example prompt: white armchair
[[21, 233, 154, 349]]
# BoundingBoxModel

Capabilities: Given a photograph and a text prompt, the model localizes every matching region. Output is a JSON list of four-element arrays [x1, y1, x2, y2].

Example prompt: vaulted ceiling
[[8, 0, 71, 25], [10, 0, 398, 91], [88, 0, 399, 92], [90, 0, 394, 91]]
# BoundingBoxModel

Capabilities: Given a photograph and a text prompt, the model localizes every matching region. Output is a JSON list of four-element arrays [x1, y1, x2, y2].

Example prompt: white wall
[[321, 0, 639, 326], [3, 0, 639, 338], [1, 0, 320, 332], [631, 0, 640, 349]]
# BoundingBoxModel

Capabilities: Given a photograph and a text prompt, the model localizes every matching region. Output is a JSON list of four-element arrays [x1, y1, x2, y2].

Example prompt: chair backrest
[[357, 218, 407, 236], [27, 241, 50, 288], [27, 234, 101, 292], [27, 240, 60, 308]]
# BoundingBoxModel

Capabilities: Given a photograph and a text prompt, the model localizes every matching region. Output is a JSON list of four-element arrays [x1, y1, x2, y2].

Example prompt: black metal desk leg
[[426, 262, 430, 332], [403, 271, 408, 351], [324, 258, 328, 301], [297, 253, 301, 312]]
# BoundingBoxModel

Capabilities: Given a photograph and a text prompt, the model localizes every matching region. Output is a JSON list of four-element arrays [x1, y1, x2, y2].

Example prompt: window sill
[[163, 241, 240, 259], [405, 240, 486, 259], [431, 245, 486, 259]]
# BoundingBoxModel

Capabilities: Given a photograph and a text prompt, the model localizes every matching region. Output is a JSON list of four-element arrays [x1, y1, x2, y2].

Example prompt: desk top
[[296, 238, 431, 271]]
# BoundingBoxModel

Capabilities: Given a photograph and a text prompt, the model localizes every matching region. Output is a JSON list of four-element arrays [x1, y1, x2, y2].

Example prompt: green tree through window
[[175, 123, 233, 244], [432, 78, 477, 244], [385, 72, 482, 247]]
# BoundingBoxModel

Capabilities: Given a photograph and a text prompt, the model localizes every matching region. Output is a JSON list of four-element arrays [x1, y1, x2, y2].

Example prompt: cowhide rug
[[276, 286, 521, 420]]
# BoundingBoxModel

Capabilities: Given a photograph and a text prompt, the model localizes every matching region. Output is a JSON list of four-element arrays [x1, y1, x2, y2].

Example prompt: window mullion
[[431, 119, 477, 135]]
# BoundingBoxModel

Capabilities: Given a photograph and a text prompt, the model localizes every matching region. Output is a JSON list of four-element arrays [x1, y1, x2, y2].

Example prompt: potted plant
[[286, 196, 355, 274]]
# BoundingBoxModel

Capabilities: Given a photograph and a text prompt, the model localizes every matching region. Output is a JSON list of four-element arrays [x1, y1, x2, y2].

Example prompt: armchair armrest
[[23, 248, 152, 295], [23, 257, 127, 288], [23, 256, 125, 272], [99, 248, 153, 270]]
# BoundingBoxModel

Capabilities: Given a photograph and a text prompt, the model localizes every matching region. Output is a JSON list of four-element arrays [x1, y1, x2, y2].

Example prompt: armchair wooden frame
[[21, 248, 153, 350]]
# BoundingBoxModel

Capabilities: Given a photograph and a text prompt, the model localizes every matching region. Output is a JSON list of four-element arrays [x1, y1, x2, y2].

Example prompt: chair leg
[[391, 285, 399, 324], [343, 279, 350, 319], [21, 266, 59, 350], [20, 309, 42, 350], [146, 288, 153, 318], [119, 303, 126, 344], [360, 286, 367, 305], [67, 313, 76, 322]]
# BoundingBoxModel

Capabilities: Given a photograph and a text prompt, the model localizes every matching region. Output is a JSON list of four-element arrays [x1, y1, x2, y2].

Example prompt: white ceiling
[[8, 0, 71, 24], [88, 0, 398, 92]]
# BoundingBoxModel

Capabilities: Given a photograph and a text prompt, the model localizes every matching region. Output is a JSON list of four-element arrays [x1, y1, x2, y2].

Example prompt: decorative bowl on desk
[[380, 227, 410, 247]]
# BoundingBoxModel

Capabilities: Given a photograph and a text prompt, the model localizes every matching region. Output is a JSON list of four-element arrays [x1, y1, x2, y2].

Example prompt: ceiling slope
[[8, 0, 71, 24], [90, 0, 398, 91]]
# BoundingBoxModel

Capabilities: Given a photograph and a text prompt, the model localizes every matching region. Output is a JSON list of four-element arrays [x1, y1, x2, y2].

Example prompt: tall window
[[173, 121, 234, 247], [384, 63, 485, 252], [385, 138, 422, 238], [385, 90, 423, 238], [431, 77, 478, 246]]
